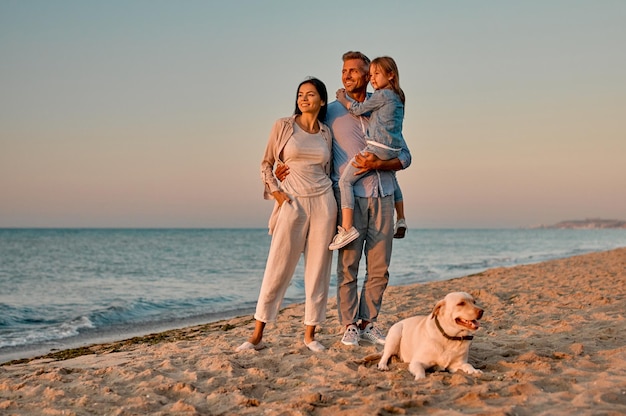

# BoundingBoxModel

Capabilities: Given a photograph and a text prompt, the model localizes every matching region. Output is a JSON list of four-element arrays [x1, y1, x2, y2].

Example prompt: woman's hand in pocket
[[271, 190, 292, 207]]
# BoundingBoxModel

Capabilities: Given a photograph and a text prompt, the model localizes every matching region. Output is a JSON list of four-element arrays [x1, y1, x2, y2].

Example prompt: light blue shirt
[[326, 96, 411, 198]]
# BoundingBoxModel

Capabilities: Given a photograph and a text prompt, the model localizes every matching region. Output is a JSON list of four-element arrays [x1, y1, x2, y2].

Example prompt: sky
[[1, 1, 625, 229]]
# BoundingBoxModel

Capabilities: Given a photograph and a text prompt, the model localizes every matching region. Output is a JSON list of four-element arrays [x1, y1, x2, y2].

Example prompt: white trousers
[[255, 189, 337, 326]]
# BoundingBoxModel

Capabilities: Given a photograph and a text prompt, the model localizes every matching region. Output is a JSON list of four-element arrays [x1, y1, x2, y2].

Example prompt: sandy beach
[[1, 248, 625, 415]]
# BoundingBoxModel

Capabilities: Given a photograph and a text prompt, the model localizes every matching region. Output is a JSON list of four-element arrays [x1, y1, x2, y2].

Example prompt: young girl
[[329, 56, 408, 250]]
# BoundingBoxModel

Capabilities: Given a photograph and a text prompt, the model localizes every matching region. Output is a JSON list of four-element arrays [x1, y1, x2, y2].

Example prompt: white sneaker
[[341, 324, 360, 346], [394, 219, 407, 239], [329, 226, 360, 250], [360, 323, 386, 345]]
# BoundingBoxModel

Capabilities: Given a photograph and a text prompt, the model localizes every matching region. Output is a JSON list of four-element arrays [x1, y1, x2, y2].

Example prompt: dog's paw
[[458, 364, 482, 375], [377, 362, 390, 371]]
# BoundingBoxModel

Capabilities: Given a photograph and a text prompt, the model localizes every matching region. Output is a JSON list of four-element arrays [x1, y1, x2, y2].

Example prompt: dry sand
[[1, 248, 625, 415]]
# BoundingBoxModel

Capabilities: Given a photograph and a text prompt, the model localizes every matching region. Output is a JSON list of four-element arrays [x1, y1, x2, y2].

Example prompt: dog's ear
[[431, 299, 445, 319]]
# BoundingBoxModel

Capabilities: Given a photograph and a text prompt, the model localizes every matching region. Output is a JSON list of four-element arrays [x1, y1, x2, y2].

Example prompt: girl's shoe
[[394, 219, 407, 239], [329, 226, 359, 250]]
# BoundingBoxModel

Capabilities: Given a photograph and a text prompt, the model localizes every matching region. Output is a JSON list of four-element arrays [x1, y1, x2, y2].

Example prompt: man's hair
[[342, 51, 370, 67]]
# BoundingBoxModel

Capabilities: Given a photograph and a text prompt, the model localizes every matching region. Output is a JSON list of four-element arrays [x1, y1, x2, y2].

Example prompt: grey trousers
[[335, 192, 394, 326]]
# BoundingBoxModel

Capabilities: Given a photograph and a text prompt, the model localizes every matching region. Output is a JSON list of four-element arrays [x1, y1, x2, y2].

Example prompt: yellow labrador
[[378, 292, 484, 380]]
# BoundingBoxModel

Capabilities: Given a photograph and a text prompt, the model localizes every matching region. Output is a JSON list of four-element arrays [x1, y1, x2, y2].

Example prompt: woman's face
[[297, 83, 325, 115]]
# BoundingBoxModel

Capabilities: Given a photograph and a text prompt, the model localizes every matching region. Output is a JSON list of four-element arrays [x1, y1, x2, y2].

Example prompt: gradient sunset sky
[[2, 1, 625, 229]]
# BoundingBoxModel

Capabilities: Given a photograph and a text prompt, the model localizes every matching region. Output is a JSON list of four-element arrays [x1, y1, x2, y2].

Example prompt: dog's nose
[[477, 308, 484, 319]]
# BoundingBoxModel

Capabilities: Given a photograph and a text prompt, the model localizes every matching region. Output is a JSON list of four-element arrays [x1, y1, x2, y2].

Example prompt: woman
[[236, 77, 337, 352]]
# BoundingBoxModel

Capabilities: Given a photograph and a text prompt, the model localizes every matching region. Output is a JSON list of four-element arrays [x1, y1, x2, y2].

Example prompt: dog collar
[[434, 315, 474, 341]]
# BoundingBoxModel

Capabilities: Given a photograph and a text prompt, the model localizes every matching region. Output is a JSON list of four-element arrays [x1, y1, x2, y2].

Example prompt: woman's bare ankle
[[248, 335, 263, 345]]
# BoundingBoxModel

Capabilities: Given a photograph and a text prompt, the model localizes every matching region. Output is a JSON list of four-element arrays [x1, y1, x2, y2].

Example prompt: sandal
[[235, 341, 265, 352], [304, 340, 325, 352]]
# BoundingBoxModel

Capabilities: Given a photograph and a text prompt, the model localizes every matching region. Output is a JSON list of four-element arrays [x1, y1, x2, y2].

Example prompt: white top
[[280, 124, 332, 197]]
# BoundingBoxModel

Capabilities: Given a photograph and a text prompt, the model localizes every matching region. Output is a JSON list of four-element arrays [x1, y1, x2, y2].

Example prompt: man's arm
[[353, 132, 411, 175], [352, 152, 404, 175]]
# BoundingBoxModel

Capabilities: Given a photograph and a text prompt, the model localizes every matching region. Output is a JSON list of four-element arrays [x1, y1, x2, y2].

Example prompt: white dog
[[378, 292, 484, 380]]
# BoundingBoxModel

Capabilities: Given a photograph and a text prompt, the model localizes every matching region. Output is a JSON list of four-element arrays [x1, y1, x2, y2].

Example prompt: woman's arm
[[260, 120, 284, 199]]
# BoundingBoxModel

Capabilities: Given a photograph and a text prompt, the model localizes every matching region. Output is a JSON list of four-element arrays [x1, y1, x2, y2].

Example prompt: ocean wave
[[87, 296, 240, 327], [1, 228, 625, 354], [0, 315, 94, 348], [0, 295, 241, 349]]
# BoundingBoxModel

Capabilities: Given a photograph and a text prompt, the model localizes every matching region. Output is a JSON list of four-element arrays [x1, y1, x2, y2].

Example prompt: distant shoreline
[[2, 221, 626, 230], [529, 218, 626, 229]]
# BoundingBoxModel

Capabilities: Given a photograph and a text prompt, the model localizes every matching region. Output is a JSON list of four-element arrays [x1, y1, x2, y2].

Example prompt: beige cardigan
[[260, 115, 333, 200]]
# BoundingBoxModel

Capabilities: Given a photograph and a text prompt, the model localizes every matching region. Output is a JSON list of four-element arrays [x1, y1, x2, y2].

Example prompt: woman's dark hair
[[293, 77, 328, 122]]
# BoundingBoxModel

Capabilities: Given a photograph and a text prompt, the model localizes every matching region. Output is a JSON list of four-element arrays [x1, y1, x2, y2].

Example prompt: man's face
[[341, 59, 369, 96]]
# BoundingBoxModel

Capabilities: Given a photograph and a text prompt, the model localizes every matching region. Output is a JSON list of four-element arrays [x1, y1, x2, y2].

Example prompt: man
[[277, 51, 411, 346], [326, 51, 411, 346]]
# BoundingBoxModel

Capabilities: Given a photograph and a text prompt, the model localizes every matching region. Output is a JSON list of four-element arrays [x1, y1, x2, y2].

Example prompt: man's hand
[[352, 152, 380, 175], [353, 152, 403, 174], [275, 163, 290, 181]]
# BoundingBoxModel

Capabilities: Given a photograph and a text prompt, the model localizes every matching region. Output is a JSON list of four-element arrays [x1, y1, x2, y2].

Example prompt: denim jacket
[[349, 88, 405, 150], [327, 99, 411, 199]]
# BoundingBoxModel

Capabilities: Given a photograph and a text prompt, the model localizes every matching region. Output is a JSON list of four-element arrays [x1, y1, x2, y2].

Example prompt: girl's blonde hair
[[371, 56, 405, 104]]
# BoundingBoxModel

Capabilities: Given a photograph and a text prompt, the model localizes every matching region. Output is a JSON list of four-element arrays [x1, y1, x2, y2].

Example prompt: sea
[[2, 228, 626, 362]]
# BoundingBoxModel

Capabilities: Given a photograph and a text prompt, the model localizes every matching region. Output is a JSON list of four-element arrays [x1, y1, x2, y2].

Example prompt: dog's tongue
[[457, 318, 480, 330]]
